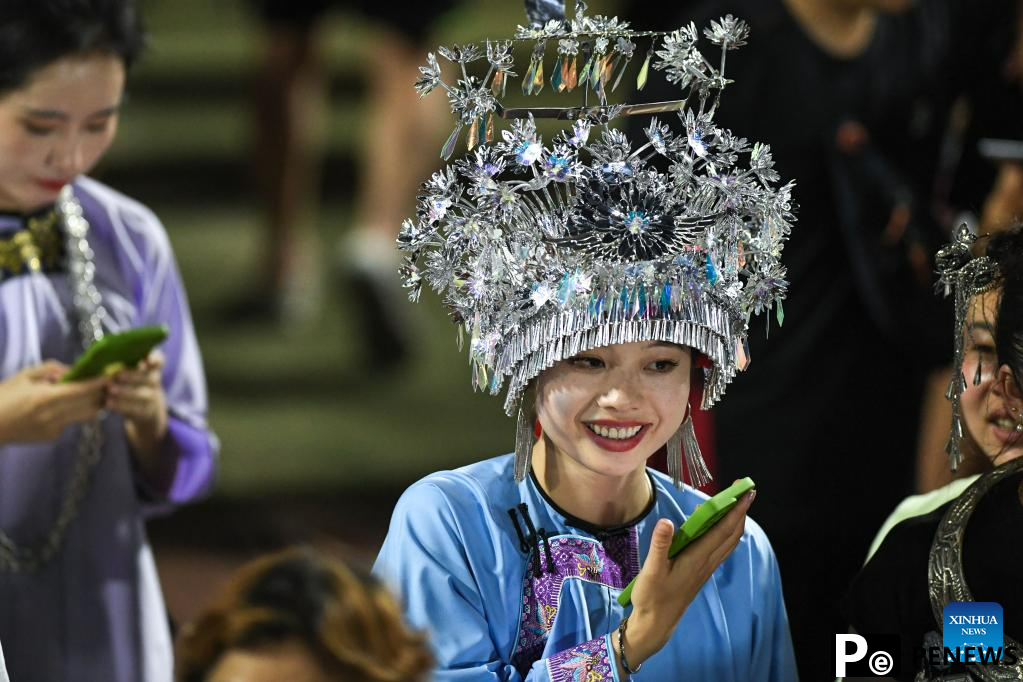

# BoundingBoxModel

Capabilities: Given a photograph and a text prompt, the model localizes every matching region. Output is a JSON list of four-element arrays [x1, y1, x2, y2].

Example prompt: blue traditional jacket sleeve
[[374, 480, 622, 681]]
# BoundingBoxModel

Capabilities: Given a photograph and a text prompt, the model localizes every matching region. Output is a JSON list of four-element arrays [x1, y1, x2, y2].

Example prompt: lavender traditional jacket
[[0, 177, 217, 682]]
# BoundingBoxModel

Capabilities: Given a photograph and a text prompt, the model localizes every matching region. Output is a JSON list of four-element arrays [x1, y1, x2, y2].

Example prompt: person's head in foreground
[[176, 547, 432, 682], [938, 225, 1023, 471], [0, 0, 145, 214]]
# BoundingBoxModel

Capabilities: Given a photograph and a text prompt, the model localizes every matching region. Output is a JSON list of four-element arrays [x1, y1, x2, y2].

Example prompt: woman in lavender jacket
[[0, 1, 217, 680]]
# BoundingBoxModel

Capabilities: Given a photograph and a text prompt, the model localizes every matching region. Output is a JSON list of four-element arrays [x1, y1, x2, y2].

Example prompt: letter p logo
[[836, 633, 901, 677], [836, 634, 868, 676]]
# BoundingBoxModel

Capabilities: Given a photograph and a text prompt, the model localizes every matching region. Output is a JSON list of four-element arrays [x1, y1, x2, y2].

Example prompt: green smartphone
[[617, 477, 756, 607], [61, 325, 169, 382]]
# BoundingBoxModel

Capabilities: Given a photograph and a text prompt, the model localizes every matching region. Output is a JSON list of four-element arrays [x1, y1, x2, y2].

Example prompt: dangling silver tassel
[[666, 426, 684, 489], [681, 405, 713, 489], [514, 395, 534, 482]]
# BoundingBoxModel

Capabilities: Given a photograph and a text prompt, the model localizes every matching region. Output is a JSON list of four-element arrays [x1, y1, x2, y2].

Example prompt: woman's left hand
[[107, 352, 169, 458]]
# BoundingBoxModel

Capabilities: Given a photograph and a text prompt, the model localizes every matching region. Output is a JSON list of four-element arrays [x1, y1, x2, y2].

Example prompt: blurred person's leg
[[340, 27, 449, 366], [240, 0, 328, 323]]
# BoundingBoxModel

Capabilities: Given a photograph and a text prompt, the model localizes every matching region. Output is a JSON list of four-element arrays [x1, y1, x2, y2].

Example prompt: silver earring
[[680, 404, 712, 489], [667, 425, 683, 488], [514, 394, 534, 482], [667, 404, 713, 489]]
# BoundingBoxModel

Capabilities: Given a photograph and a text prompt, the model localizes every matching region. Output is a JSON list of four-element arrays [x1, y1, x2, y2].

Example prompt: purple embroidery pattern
[[511, 529, 639, 674], [546, 636, 615, 682]]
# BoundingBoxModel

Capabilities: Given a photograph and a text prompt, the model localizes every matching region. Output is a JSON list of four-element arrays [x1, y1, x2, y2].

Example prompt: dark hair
[[176, 547, 433, 682], [0, 0, 146, 95], [990, 226, 1023, 394]]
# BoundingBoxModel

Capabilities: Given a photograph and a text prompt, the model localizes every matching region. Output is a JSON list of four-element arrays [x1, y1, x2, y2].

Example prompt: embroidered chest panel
[[511, 528, 640, 674]]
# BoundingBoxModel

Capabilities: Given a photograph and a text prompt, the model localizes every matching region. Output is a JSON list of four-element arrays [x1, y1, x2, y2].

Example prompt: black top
[[846, 470, 1023, 681], [846, 503, 947, 680]]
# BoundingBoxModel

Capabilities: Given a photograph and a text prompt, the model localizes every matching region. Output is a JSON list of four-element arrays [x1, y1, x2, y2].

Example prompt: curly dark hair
[[0, 0, 146, 95], [176, 547, 433, 682]]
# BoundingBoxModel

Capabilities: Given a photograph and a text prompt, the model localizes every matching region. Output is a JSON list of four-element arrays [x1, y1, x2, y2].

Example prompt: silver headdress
[[398, 1, 796, 482], [935, 225, 1001, 472]]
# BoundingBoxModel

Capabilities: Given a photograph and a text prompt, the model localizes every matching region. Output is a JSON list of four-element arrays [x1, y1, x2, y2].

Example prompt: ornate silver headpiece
[[935, 225, 1002, 472], [398, 1, 796, 417]]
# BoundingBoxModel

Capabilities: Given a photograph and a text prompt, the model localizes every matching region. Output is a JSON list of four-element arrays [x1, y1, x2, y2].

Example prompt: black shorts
[[252, 0, 456, 43]]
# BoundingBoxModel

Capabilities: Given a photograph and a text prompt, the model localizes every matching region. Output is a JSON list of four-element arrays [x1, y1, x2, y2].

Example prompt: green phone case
[[61, 325, 169, 382], [617, 477, 755, 607]]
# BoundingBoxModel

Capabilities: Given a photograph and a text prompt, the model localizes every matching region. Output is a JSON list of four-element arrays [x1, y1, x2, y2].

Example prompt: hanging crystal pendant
[[636, 50, 651, 90], [578, 55, 592, 87], [441, 121, 463, 160], [603, 54, 619, 88], [611, 54, 632, 92], [467, 116, 480, 150], [552, 54, 568, 92], [589, 54, 603, 91], [599, 56, 614, 98], [566, 55, 578, 91], [491, 70, 504, 97], [485, 111, 494, 144], [522, 57, 537, 95], [532, 58, 544, 95]]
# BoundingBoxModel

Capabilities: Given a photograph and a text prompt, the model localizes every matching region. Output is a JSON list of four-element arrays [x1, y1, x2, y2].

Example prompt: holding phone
[[617, 477, 756, 607], [61, 325, 169, 382]]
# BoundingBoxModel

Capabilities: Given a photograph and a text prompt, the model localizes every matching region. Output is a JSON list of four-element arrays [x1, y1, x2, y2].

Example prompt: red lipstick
[[583, 421, 650, 452], [36, 179, 67, 192]]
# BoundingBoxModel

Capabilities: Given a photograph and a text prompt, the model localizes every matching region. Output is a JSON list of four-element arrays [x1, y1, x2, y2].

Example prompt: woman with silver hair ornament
[[0, 1, 217, 680], [845, 225, 1023, 681], [374, 5, 798, 680]]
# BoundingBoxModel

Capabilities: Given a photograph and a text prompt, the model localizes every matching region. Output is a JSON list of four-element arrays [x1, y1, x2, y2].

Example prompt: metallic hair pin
[[935, 225, 1001, 472]]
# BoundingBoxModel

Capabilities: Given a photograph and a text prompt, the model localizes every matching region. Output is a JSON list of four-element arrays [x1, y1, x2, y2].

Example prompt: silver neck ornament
[[0, 186, 108, 573]]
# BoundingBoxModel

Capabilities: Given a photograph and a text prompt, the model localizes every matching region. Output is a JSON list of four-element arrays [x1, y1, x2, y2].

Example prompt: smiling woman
[[0, 2, 217, 681], [531, 342, 692, 523], [372, 7, 800, 680]]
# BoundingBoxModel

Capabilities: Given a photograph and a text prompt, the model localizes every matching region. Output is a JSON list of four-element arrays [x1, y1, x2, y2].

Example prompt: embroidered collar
[[0, 204, 65, 281], [529, 469, 657, 537]]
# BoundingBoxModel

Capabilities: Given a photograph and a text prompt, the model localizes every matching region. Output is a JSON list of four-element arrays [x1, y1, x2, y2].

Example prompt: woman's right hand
[[622, 489, 756, 666], [0, 362, 108, 445]]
